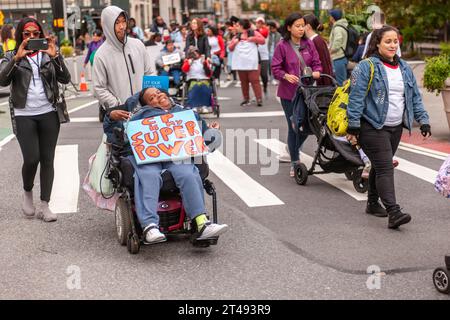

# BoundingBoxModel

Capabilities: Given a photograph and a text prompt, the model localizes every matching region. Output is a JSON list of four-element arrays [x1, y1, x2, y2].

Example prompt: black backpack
[[336, 24, 359, 59]]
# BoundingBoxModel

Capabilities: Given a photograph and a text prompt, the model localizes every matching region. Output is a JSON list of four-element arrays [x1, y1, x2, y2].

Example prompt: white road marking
[[398, 142, 448, 160], [255, 139, 367, 201], [393, 155, 438, 184], [207, 151, 284, 207], [50, 145, 80, 214], [220, 111, 285, 118], [220, 80, 233, 88], [217, 97, 231, 101], [70, 117, 99, 122], [0, 134, 15, 151], [68, 100, 98, 114], [0, 101, 9, 107], [234, 81, 241, 87]]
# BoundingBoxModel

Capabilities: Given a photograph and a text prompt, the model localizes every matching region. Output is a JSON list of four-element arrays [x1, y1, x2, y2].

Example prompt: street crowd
[[0, 3, 445, 245]]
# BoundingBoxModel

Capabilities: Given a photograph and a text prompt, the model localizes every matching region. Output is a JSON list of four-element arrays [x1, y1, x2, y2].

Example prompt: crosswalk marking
[[68, 100, 98, 114], [50, 145, 80, 214], [255, 139, 368, 201], [220, 80, 233, 88], [207, 150, 284, 207], [398, 142, 448, 160], [70, 117, 99, 122], [220, 111, 285, 118], [393, 155, 438, 184]]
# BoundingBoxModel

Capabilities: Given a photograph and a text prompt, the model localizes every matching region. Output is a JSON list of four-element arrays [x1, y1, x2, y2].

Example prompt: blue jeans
[[159, 69, 182, 86], [281, 98, 309, 164], [333, 57, 348, 86], [128, 156, 205, 228]]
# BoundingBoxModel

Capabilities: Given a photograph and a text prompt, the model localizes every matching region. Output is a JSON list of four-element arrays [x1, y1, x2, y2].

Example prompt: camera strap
[[28, 52, 41, 87]]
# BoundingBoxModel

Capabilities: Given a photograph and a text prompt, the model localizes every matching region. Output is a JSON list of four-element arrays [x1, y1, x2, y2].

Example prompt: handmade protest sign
[[142, 75, 169, 91], [126, 110, 208, 165], [162, 53, 181, 65]]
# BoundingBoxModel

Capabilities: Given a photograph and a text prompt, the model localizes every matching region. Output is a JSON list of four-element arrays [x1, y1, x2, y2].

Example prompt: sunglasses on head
[[23, 31, 41, 37]]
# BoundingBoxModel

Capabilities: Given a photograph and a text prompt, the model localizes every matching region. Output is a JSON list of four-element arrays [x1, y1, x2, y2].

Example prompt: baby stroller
[[181, 77, 220, 118], [105, 127, 222, 254], [292, 74, 368, 193]]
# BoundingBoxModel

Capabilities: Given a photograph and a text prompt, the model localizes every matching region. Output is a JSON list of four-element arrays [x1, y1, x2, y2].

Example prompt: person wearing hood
[[328, 9, 349, 85], [93, 6, 154, 109]]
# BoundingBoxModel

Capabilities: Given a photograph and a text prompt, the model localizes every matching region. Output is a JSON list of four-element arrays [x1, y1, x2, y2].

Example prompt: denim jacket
[[347, 57, 429, 132]]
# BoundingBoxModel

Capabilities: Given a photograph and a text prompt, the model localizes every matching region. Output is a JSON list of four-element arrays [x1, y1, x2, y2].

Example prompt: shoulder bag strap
[[289, 40, 307, 76]]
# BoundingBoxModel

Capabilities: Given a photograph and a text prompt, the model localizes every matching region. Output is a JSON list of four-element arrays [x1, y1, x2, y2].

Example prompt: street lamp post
[[63, 0, 69, 40], [314, 0, 319, 17]]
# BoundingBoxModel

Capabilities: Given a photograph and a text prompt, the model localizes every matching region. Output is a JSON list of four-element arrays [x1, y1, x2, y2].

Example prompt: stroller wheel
[[352, 169, 368, 193], [433, 267, 450, 294], [127, 232, 140, 254], [115, 198, 132, 246], [294, 163, 308, 185], [344, 170, 354, 181]]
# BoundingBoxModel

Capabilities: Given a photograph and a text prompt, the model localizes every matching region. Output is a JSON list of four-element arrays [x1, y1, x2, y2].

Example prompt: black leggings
[[15, 111, 60, 202], [358, 120, 402, 213], [260, 60, 269, 91]]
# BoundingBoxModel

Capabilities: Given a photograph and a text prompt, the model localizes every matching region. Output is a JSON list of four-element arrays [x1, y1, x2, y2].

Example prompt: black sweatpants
[[260, 60, 269, 93], [15, 111, 60, 202], [358, 120, 403, 213]]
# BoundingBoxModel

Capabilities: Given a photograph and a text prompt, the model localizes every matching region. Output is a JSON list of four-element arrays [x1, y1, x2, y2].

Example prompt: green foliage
[[60, 38, 72, 47], [423, 54, 450, 95], [441, 42, 450, 57]]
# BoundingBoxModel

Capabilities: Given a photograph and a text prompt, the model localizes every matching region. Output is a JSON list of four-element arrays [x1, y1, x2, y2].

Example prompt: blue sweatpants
[[128, 156, 206, 229]]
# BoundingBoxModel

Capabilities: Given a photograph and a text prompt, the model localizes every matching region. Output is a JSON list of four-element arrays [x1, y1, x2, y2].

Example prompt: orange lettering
[[134, 145, 146, 161], [194, 136, 208, 153], [142, 118, 159, 131], [158, 141, 184, 156], [131, 132, 143, 147], [185, 121, 197, 136], [173, 125, 186, 139], [160, 114, 174, 126], [145, 146, 160, 158], [160, 127, 173, 141], [144, 131, 159, 144], [184, 140, 197, 156]]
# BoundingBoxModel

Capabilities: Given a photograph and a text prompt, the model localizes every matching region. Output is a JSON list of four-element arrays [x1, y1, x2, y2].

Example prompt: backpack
[[327, 59, 374, 136], [335, 24, 359, 59]]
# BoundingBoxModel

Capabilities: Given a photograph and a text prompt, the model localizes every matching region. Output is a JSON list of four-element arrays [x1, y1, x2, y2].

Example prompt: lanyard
[[28, 53, 41, 87]]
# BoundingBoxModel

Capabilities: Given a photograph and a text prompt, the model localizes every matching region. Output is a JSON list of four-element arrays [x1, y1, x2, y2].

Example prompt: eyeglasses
[[23, 31, 41, 37]]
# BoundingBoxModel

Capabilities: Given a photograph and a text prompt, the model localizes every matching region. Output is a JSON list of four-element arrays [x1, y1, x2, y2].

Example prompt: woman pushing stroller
[[105, 87, 228, 244]]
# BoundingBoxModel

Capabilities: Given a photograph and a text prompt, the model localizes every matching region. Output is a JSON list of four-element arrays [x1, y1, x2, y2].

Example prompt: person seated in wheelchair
[[106, 87, 228, 244], [181, 46, 214, 113], [156, 39, 184, 87]]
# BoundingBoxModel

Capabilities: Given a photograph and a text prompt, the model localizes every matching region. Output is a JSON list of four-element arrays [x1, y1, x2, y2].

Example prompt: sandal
[[290, 166, 295, 177]]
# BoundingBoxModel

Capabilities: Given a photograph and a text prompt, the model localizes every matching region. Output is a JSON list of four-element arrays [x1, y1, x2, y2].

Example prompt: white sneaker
[[362, 162, 371, 179], [277, 153, 291, 163], [271, 79, 278, 86], [196, 222, 229, 240], [143, 224, 167, 244], [201, 106, 210, 113]]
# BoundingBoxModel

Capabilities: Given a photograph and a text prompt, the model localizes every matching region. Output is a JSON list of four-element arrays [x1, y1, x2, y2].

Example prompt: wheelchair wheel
[[433, 267, 450, 294], [352, 169, 368, 193], [127, 232, 140, 254], [115, 198, 132, 246], [294, 163, 308, 185], [99, 104, 106, 123], [344, 170, 354, 181]]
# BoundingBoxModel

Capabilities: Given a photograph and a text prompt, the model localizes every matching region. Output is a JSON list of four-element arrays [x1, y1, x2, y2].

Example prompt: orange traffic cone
[[79, 72, 88, 92]]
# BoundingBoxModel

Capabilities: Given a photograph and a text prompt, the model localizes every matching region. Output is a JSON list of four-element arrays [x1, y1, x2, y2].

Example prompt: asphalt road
[[0, 82, 449, 300]]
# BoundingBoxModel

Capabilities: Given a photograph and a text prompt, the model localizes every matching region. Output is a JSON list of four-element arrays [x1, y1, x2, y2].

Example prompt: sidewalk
[[403, 61, 450, 154]]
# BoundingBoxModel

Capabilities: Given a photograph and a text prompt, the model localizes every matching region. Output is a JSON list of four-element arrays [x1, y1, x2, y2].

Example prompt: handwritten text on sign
[[127, 110, 208, 165]]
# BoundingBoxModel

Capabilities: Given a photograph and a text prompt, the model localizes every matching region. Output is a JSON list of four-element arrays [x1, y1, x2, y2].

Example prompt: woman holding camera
[[0, 17, 71, 222]]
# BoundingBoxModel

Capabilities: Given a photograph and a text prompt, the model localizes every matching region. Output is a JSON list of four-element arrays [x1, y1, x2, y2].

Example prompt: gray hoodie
[[329, 18, 349, 61], [93, 6, 154, 107]]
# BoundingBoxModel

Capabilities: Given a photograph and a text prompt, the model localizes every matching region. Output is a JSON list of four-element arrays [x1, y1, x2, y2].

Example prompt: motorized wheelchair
[[106, 126, 221, 254]]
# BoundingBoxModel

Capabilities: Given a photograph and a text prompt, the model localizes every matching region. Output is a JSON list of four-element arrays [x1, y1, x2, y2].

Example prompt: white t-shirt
[[208, 36, 220, 55], [258, 37, 269, 61], [383, 64, 405, 126], [231, 40, 259, 71], [186, 59, 209, 80], [14, 52, 55, 117]]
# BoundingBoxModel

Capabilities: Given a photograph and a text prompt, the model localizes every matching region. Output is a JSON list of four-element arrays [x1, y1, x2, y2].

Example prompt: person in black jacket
[[185, 18, 210, 58], [0, 17, 71, 222]]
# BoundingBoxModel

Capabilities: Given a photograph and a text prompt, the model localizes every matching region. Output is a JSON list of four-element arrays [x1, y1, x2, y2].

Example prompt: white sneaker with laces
[[196, 222, 229, 240], [362, 162, 371, 179], [143, 224, 167, 244]]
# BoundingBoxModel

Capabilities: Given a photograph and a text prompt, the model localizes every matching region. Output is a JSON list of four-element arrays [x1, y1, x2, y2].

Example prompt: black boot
[[366, 201, 388, 217], [388, 207, 411, 229]]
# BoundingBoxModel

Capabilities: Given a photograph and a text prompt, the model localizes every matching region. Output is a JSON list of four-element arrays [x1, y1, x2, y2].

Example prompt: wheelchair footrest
[[190, 236, 219, 247]]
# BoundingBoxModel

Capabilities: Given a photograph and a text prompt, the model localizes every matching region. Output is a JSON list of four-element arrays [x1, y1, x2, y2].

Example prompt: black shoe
[[257, 100, 263, 107], [240, 100, 250, 106], [388, 210, 412, 229], [366, 201, 388, 217]]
